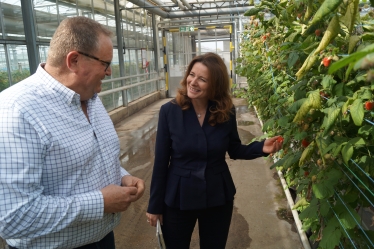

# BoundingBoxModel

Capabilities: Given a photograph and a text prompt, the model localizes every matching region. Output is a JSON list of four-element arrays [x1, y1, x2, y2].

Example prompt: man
[[0, 16, 145, 249]]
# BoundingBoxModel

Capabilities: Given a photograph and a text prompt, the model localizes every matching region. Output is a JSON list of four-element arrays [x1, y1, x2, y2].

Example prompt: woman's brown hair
[[175, 52, 233, 126]]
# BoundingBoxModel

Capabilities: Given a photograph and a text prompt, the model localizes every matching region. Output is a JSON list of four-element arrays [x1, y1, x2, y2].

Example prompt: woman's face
[[186, 62, 210, 101]]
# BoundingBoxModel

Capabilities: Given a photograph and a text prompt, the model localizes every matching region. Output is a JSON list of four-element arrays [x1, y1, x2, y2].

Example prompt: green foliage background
[[236, 0, 374, 247]]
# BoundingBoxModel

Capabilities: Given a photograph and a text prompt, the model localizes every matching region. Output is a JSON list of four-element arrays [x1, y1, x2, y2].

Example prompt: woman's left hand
[[263, 136, 283, 154]]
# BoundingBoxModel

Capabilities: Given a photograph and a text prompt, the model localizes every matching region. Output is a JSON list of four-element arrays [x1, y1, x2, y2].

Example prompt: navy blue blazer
[[147, 100, 268, 213]]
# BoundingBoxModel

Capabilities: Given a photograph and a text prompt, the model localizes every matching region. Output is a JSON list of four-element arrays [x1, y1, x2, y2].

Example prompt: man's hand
[[100, 184, 138, 213], [121, 175, 145, 201], [100, 176, 145, 213]]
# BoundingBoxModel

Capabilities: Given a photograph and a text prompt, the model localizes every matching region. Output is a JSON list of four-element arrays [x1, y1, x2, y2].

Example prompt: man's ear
[[66, 51, 80, 72]]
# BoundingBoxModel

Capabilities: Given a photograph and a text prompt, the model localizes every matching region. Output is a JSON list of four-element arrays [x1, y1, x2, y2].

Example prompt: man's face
[[79, 34, 113, 100]]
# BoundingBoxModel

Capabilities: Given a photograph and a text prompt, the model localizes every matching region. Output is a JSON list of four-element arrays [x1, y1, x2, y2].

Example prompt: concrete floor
[[113, 98, 303, 249]]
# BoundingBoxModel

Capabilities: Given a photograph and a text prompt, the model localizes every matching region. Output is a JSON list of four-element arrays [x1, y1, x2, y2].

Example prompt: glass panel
[[33, 0, 59, 41], [58, 1, 77, 20], [1, 0, 25, 40], [77, 0, 93, 18], [8, 44, 30, 84], [111, 48, 120, 79], [95, 13, 107, 26], [39, 45, 49, 63], [129, 50, 137, 76], [0, 44, 10, 92]]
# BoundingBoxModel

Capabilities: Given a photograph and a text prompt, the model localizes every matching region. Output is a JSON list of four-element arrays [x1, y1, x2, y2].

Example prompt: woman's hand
[[146, 212, 163, 227], [263, 136, 283, 154]]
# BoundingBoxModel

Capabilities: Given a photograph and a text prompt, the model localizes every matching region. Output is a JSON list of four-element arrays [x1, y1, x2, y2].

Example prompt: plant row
[[235, 0, 374, 248]]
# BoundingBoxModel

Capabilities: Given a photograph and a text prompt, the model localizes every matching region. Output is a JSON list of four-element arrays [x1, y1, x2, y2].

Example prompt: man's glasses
[[77, 51, 111, 71]]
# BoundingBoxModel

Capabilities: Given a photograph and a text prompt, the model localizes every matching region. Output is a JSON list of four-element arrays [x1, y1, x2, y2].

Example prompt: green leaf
[[282, 151, 303, 170], [333, 141, 346, 157], [341, 191, 358, 203], [337, 204, 361, 229], [341, 142, 353, 164], [354, 52, 374, 70], [333, 82, 344, 96], [244, 7, 264, 16], [293, 90, 321, 122], [313, 181, 334, 199], [299, 198, 318, 220], [322, 107, 341, 136], [362, 25, 374, 32], [349, 137, 366, 146], [277, 116, 289, 127], [293, 100, 312, 122], [321, 75, 337, 89], [293, 197, 309, 210], [324, 168, 341, 186], [362, 33, 374, 41], [263, 119, 275, 131], [350, 99, 364, 126], [294, 131, 308, 141], [319, 217, 341, 249], [288, 51, 299, 68], [328, 43, 374, 74], [348, 35, 361, 54], [299, 141, 315, 166], [308, 90, 322, 109], [270, 153, 292, 169], [320, 200, 330, 216], [359, 87, 373, 100], [315, 133, 330, 152]]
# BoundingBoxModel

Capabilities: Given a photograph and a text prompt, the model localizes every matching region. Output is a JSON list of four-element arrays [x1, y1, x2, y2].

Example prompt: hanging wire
[[342, 163, 374, 199], [349, 159, 374, 185], [326, 200, 359, 249], [338, 242, 345, 249], [334, 191, 374, 248], [338, 164, 374, 207]]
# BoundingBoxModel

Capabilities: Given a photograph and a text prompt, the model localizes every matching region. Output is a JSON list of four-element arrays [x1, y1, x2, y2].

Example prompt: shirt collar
[[36, 63, 97, 105]]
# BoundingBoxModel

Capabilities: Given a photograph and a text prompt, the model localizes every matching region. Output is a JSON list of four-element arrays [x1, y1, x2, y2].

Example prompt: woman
[[146, 52, 282, 249]]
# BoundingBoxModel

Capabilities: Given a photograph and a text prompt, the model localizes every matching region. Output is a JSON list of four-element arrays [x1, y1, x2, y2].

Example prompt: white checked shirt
[[0, 64, 129, 249]]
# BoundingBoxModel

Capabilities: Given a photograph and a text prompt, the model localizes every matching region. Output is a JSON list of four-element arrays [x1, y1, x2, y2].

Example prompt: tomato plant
[[238, 0, 374, 248]]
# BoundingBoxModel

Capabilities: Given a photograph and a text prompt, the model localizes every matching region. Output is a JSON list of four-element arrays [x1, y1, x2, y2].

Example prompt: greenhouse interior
[[0, 0, 374, 248]]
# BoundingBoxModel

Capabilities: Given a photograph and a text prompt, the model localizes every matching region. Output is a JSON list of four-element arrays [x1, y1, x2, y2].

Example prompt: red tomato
[[315, 29, 321, 37], [322, 57, 332, 67], [301, 139, 310, 148], [277, 136, 284, 143], [304, 171, 310, 177], [364, 101, 374, 110]]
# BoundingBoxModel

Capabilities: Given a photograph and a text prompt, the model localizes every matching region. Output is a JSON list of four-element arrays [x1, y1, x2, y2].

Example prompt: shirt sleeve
[[120, 166, 130, 177], [0, 108, 104, 239]]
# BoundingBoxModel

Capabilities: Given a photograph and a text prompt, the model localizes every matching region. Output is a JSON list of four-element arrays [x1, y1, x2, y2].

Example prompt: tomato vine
[[236, 0, 374, 248]]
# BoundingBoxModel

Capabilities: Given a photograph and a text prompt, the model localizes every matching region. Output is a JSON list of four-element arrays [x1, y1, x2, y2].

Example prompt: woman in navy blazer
[[146, 53, 282, 249]]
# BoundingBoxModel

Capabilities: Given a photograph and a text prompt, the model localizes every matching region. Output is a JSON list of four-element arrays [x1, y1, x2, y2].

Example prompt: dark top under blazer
[[147, 100, 268, 213]]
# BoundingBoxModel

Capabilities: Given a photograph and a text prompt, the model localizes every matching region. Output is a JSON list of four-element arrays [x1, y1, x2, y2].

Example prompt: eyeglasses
[[77, 51, 111, 71]]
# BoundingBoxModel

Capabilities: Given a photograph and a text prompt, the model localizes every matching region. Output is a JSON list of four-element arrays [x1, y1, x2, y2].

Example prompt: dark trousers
[[8, 231, 115, 249], [162, 201, 233, 249]]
